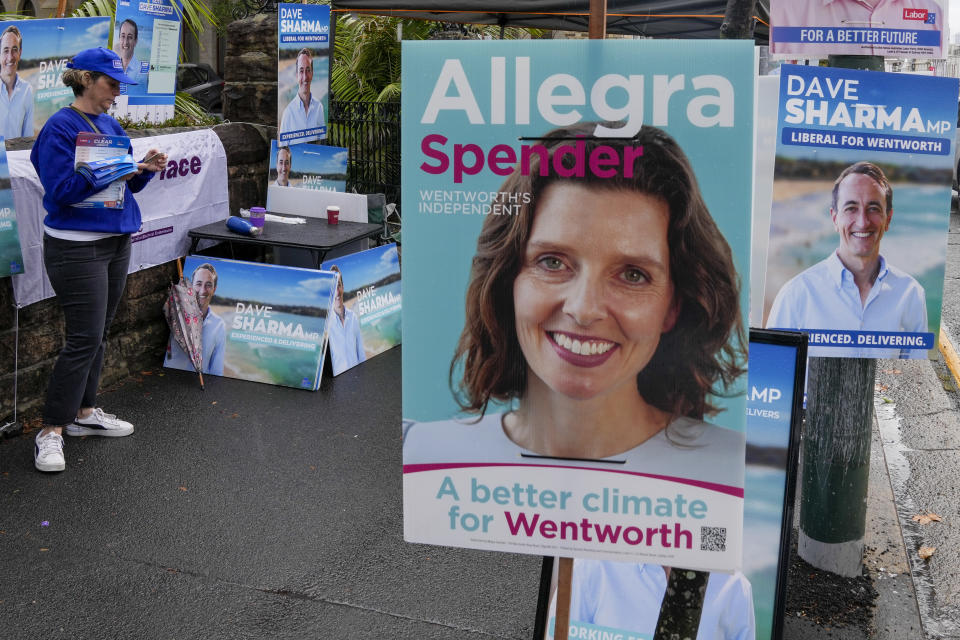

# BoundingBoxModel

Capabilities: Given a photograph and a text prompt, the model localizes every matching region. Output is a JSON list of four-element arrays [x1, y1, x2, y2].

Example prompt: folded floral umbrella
[[163, 259, 205, 389]]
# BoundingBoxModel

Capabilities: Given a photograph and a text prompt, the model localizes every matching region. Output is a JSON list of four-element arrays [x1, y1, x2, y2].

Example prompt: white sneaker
[[65, 408, 134, 437], [34, 431, 65, 472]]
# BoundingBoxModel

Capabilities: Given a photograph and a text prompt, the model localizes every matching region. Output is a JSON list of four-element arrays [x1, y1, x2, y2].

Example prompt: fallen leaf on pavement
[[881, 369, 902, 375], [918, 546, 936, 560], [178, 486, 188, 492], [912, 513, 943, 525], [875, 383, 889, 392]]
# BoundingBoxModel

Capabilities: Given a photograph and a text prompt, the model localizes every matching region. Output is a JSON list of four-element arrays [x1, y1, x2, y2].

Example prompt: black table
[[187, 214, 384, 268]]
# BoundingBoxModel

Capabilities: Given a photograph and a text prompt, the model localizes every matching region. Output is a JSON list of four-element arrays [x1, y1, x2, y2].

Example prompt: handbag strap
[[68, 105, 101, 134]]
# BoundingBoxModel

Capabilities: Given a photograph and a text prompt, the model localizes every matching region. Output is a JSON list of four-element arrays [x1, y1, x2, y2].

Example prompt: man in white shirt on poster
[[279, 48, 325, 138], [766, 161, 928, 358], [0, 25, 33, 139], [274, 145, 292, 186]]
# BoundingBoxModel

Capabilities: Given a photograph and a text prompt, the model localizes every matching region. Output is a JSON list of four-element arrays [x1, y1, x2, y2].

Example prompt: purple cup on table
[[249, 207, 266, 228]]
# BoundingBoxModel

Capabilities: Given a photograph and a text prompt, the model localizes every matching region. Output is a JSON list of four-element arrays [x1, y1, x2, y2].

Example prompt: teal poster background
[[401, 39, 754, 427], [164, 256, 336, 390], [0, 141, 23, 277]]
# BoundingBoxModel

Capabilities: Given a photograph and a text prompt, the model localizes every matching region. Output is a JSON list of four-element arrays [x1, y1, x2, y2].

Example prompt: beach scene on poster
[[0, 142, 23, 277], [269, 140, 347, 191], [0, 18, 109, 139], [277, 3, 329, 144], [164, 256, 336, 390], [320, 243, 401, 376], [770, 0, 948, 59], [763, 65, 959, 359], [111, 0, 180, 122], [401, 39, 754, 568], [542, 339, 802, 640]]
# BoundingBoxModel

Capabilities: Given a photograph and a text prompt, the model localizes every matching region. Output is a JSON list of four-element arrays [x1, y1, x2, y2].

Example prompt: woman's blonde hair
[[61, 69, 103, 98]]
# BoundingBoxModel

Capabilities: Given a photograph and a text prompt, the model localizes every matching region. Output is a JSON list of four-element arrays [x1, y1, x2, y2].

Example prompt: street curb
[[938, 327, 960, 388]]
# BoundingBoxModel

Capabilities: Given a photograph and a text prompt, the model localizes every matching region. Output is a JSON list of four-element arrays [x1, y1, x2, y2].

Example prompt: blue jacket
[[30, 107, 154, 234]]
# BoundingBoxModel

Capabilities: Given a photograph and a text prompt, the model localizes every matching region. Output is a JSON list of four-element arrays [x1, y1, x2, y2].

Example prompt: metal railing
[[327, 100, 401, 208]]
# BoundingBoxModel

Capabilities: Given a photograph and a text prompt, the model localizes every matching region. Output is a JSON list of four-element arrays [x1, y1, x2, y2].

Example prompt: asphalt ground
[[5, 213, 960, 638], [0, 348, 542, 639]]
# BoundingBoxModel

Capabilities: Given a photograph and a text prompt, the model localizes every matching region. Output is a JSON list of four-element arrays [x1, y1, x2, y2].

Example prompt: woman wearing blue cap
[[31, 47, 168, 473]]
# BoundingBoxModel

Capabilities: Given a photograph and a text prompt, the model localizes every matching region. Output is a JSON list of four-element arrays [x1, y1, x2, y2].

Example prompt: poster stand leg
[[553, 557, 573, 640]]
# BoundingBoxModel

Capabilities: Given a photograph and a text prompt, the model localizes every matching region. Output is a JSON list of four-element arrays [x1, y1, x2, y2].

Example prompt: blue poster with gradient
[[0, 17, 110, 139], [269, 140, 347, 191], [764, 65, 959, 358], [112, 0, 181, 123], [401, 40, 754, 569], [163, 256, 337, 390], [277, 3, 329, 144], [0, 141, 23, 277], [320, 243, 401, 376]]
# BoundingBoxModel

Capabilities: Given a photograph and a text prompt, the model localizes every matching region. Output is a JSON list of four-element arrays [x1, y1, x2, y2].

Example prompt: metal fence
[[328, 100, 402, 208]]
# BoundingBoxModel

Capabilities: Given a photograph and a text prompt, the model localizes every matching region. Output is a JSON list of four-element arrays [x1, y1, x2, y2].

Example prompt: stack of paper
[[72, 132, 132, 209], [76, 154, 138, 190]]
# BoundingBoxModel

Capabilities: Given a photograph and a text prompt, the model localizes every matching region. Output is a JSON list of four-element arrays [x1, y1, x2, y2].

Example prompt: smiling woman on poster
[[404, 120, 747, 488]]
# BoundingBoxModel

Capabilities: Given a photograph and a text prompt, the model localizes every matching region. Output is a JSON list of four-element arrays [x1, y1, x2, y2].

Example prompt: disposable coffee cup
[[249, 206, 266, 228], [327, 206, 340, 224]]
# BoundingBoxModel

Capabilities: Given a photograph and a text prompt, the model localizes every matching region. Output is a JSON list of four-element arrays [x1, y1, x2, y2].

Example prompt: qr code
[[701, 526, 727, 552]]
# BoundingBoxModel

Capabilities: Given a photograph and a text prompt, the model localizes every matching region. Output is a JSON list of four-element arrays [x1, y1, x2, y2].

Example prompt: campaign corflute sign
[[764, 65, 959, 359], [401, 40, 754, 570]]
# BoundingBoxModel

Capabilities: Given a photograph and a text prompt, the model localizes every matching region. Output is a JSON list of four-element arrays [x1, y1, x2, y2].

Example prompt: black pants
[[42, 234, 130, 427]]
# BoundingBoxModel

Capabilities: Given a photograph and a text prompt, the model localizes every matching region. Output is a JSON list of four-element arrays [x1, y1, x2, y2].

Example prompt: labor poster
[[269, 140, 347, 191], [277, 3, 330, 145], [163, 256, 337, 391], [0, 141, 24, 277], [770, 0, 948, 59], [320, 243, 401, 376], [111, 0, 181, 123], [401, 40, 754, 570], [0, 17, 110, 140], [763, 65, 959, 358]]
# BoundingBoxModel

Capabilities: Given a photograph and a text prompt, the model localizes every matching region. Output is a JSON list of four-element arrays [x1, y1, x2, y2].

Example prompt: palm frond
[[70, 0, 116, 19]]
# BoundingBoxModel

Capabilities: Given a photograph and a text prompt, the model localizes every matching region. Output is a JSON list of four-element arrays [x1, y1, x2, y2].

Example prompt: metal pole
[[800, 357, 875, 576], [798, 53, 883, 577], [802, 361, 874, 574]]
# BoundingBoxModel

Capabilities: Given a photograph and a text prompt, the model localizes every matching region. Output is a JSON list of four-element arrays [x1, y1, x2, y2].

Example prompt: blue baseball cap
[[66, 47, 138, 85]]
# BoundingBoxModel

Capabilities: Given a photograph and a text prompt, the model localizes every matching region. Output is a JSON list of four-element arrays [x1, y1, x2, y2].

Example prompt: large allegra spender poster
[[764, 66, 959, 359], [277, 3, 330, 145], [0, 18, 109, 140], [770, 0, 948, 59], [320, 243, 402, 376], [112, 0, 181, 123], [401, 40, 754, 570], [164, 256, 337, 390]]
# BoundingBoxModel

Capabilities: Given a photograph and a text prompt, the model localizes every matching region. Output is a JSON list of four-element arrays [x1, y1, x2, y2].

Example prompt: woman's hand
[[137, 148, 167, 173]]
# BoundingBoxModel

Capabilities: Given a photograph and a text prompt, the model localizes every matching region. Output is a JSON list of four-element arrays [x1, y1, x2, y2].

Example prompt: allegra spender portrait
[[404, 121, 748, 489]]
